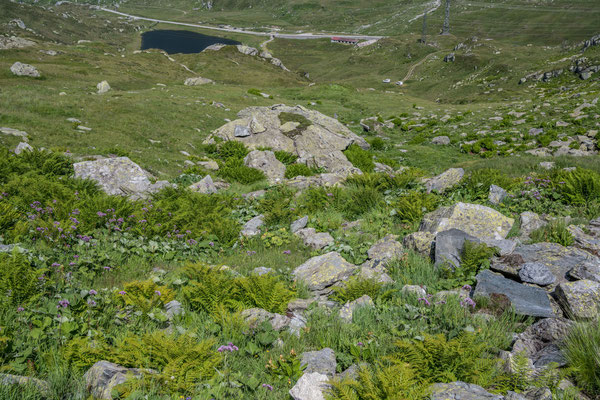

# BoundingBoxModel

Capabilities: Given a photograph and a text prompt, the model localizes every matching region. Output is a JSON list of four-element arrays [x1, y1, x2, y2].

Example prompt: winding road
[[98, 8, 385, 41]]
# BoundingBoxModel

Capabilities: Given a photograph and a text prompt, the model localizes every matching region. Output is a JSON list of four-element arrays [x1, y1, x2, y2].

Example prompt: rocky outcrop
[[206, 105, 369, 176], [0, 36, 35, 50], [425, 168, 464, 193], [73, 157, 169, 199], [184, 76, 214, 86], [293, 252, 358, 296], [240, 308, 291, 331], [84, 361, 155, 400], [289, 372, 329, 400], [243, 150, 285, 184], [10, 62, 40, 78]]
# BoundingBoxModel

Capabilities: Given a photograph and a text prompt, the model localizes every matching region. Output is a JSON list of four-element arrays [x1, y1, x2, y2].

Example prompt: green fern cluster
[[529, 220, 574, 247], [182, 263, 295, 316], [115, 280, 175, 313], [393, 192, 439, 223], [554, 168, 600, 205], [330, 277, 384, 304], [0, 250, 45, 306]]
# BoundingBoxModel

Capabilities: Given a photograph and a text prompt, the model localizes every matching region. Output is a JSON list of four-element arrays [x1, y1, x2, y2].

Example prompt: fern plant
[[0, 250, 44, 306], [115, 280, 175, 313], [235, 274, 295, 314], [181, 263, 242, 316], [330, 277, 383, 304], [554, 168, 600, 205], [529, 220, 574, 247]]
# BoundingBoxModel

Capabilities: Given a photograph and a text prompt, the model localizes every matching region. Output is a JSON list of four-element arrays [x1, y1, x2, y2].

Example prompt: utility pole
[[442, 0, 451, 35], [421, 11, 428, 43]]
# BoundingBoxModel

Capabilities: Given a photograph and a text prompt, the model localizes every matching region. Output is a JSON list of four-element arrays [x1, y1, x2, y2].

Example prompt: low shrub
[[344, 144, 375, 173], [563, 319, 600, 396], [330, 277, 384, 304], [285, 163, 318, 179], [219, 158, 265, 184], [393, 192, 439, 223], [529, 220, 574, 247]]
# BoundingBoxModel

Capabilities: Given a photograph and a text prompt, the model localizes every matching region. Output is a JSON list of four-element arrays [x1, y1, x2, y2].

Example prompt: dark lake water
[[140, 30, 240, 54]]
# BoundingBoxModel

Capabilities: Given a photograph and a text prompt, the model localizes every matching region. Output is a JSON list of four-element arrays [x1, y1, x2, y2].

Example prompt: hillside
[[1, 1, 600, 399]]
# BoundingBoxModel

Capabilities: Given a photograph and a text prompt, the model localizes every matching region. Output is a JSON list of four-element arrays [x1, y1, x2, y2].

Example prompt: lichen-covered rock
[[236, 45, 259, 56], [73, 157, 167, 199], [0, 373, 49, 395], [240, 308, 291, 331], [84, 361, 154, 400], [197, 160, 219, 170], [206, 105, 368, 175], [569, 262, 600, 283], [292, 252, 358, 296], [358, 260, 394, 283], [474, 270, 554, 318], [295, 228, 334, 250], [339, 295, 374, 322], [241, 214, 264, 237], [431, 135, 450, 145], [291, 216, 309, 233], [425, 168, 464, 193], [430, 382, 504, 400], [555, 279, 600, 319], [403, 231, 435, 258], [289, 372, 329, 400], [301, 348, 337, 376], [510, 318, 572, 368], [0, 36, 35, 50], [366, 234, 403, 264], [184, 76, 214, 86], [420, 202, 514, 241], [188, 175, 218, 194], [243, 150, 285, 184], [489, 185, 508, 205], [401, 285, 427, 297], [10, 62, 40, 77], [519, 262, 556, 286], [568, 225, 600, 257], [520, 211, 547, 238], [97, 80, 111, 94]]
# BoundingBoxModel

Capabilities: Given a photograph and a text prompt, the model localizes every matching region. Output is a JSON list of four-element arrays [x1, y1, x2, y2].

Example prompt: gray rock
[[84, 361, 154, 400], [401, 285, 427, 297], [73, 157, 160, 199], [234, 125, 251, 137], [569, 262, 600, 283], [242, 189, 266, 200], [432, 135, 451, 145], [164, 300, 183, 319], [539, 162, 555, 170], [420, 202, 514, 241], [96, 80, 110, 94], [339, 295, 374, 322], [430, 382, 504, 400], [489, 185, 508, 205], [252, 267, 273, 276], [197, 160, 219, 170], [14, 142, 33, 155], [529, 128, 544, 136], [555, 279, 600, 319], [367, 234, 403, 265], [511, 318, 572, 368], [519, 262, 556, 286], [184, 76, 213, 86], [240, 308, 290, 331], [236, 45, 259, 56], [243, 150, 286, 184], [10, 62, 40, 78], [289, 372, 329, 400], [568, 225, 600, 257], [301, 348, 336, 376], [426, 168, 465, 193], [293, 252, 358, 296], [358, 260, 394, 284], [474, 270, 554, 317], [188, 175, 218, 194], [295, 228, 334, 250], [0, 127, 28, 139], [291, 216, 309, 233], [403, 231, 435, 258], [519, 212, 546, 238], [0, 36, 35, 50], [434, 229, 479, 269], [0, 373, 49, 395], [241, 214, 264, 237], [443, 53, 456, 62]]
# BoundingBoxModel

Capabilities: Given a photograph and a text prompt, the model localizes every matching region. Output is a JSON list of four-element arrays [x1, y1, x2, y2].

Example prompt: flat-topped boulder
[[206, 105, 369, 175], [293, 252, 358, 296]]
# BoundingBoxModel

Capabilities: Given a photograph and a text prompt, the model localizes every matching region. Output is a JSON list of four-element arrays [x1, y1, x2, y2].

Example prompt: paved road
[[99, 8, 385, 41]]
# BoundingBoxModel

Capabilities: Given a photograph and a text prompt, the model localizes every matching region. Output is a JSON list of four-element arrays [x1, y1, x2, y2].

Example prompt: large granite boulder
[[184, 76, 214, 86], [84, 361, 154, 400], [474, 270, 554, 318], [301, 348, 337, 376], [555, 279, 600, 319], [295, 228, 334, 250], [10, 62, 40, 77], [289, 372, 329, 400], [73, 157, 168, 199], [426, 168, 464, 193], [420, 202, 514, 241], [293, 252, 358, 296], [206, 105, 368, 176], [243, 150, 285, 184]]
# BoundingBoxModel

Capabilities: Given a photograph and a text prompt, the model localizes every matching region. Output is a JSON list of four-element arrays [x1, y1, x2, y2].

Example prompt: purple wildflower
[[89, 289, 97, 295], [119, 291, 126, 295], [17, 307, 24, 313], [154, 290, 161, 297], [57, 299, 70, 308], [460, 297, 476, 309], [262, 384, 274, 391]]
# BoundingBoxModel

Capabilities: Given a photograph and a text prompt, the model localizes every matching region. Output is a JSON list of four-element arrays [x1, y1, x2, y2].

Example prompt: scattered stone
[[243, 150, 286, 184], [197, 160, 219, 170], [568, 225, 600, 257], [430, 382, 504, 400], [366, 235, 403, 264], [474, 270, 554, 318], [569, 262, 600, 283], [420, 202, 514, 241], [443, 53, 456, 62], [432, 136, 451, 145], [14, 142, 33, 154], [488, 185, 508, 205], [252, 267, 273, 276], [164, 300, 183, 319], [241, 215, 264, 237], [295, 228, 334, 250], [96, 81, 111, 94], [289, 372, 329, 400], [291, 216, 309, 233], [84, 361, 155, 400], [0, 373, 49, 395], [242, 189, 266, 200], [539, 162, 555, 170], [241, 308, 290, 331], [358, 260, 394, 284], [0, 127, 28, 139], [293, 252, 357, 296], [234, 125, 251, 137], [301, 348, 336, 376], [339, 295, 374, 322], [0, 36, 35, 50], [519, 262, 556, 286], [188, 175, 217, 194], [426, 168, 465, 193], [555, 279, 600, 319], [520, 212, 547, 238], [10, 62, 40, 78], [184, 76, 214, 86]]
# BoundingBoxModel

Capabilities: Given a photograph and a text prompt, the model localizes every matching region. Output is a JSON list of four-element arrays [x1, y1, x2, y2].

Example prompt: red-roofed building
[[331, 37, 359, 45]]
